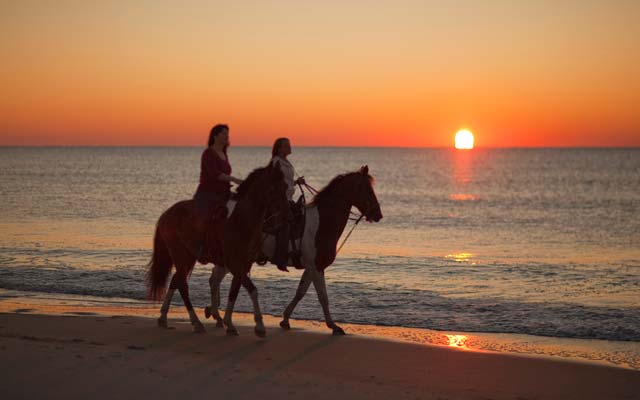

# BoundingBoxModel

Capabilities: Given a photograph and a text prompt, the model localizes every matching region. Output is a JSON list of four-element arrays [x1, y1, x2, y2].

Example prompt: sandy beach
[[1, 295, 638, 400], [3, 1, 640, 398]]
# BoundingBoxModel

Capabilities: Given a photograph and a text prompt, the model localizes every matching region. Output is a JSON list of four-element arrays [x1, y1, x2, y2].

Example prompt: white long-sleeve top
[[271, 156, 296, 201]]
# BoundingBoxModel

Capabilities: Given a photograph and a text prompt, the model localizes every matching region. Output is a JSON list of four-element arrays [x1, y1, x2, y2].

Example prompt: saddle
[[256, 195, 305, 269], [288, 198, 305, 269]]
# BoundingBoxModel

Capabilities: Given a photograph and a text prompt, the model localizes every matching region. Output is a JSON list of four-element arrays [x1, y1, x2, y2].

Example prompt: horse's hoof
[[193, 323, 206, 334], [157, 318, 168, 328], [279, 320, 291, 330], [255, 327, 266, 338], [332, 327, 346, 336], [204, 306, 212, 319], [226, 328, 239, 336], [215, 319, 224, 328]]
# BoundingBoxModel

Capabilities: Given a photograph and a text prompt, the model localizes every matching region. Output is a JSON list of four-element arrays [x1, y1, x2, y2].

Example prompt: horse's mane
[[311, 171, 374, 205], [232, 166, 268, 200], [231, 165, 284, 200]]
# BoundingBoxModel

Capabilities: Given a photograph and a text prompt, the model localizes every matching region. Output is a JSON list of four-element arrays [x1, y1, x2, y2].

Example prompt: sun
[[454, 129, 474, 149]]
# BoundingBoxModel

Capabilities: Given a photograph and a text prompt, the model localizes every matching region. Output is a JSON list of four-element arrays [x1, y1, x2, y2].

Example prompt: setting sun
[[455, 130, 475, 149]]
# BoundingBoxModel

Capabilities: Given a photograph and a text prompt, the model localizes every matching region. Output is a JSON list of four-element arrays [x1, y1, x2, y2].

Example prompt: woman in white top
[[270, 138, 305, 270]]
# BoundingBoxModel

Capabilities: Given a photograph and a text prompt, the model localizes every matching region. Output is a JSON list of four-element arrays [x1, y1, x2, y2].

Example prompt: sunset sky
[[1, 0, 639, 147]]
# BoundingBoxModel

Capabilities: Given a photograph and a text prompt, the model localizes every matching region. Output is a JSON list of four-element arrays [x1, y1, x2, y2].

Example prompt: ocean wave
[[1, 262, 638, 342]]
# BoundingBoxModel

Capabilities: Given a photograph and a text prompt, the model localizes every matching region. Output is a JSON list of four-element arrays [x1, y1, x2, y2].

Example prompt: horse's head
[[351, 165, 383, 222]]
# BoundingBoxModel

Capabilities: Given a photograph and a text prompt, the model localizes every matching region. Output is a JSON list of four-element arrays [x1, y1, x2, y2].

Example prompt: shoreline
[[1, 288, 638, 371]]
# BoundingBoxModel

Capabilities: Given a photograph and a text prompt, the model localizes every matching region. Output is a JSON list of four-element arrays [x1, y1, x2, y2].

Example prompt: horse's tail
[[145, 224, 173, 301]]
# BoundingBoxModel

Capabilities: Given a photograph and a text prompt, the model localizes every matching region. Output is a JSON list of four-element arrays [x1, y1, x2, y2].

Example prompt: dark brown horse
[[205, 165, 383, 335], [146, 163, 289, 335]]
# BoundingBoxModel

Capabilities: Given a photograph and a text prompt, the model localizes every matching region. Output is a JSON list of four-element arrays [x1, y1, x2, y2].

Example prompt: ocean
[[0, 147, 638, 363]]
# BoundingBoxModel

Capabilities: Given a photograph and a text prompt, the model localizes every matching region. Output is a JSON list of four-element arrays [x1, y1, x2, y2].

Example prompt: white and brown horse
[[146, 163, 289, 336], [205, 165, 382, 335]]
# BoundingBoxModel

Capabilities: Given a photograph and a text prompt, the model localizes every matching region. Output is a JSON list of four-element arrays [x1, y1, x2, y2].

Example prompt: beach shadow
[[224, 334, 339, 397], [175, 329, 273, 380], [12, 308, 35, 313], [64, 311, 99, 316]]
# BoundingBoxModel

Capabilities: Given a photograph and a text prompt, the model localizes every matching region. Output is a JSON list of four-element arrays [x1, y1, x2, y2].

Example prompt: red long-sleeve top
[[195, 148, 231, 195]]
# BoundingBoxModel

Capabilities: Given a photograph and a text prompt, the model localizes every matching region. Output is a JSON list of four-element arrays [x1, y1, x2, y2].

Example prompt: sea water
[[1, 147, 638, 363]]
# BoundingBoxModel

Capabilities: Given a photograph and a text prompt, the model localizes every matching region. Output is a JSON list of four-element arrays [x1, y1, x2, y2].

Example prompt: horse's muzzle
[[365, 208, 383, 222]]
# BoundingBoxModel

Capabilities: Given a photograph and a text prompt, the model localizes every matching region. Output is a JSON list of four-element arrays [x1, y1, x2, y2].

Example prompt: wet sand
[[0, 295, 638, 400]]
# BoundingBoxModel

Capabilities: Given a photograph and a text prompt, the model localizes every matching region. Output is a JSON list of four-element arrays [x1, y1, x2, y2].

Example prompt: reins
[[297, 180, 366, 255], [336, 213, 364, 254]]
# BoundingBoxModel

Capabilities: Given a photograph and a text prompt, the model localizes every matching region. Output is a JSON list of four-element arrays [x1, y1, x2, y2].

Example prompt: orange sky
[[1, 1, 639, 147]]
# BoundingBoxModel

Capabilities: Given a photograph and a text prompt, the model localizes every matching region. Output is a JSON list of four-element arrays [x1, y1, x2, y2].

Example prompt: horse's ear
[[360, 165, 369, 175]]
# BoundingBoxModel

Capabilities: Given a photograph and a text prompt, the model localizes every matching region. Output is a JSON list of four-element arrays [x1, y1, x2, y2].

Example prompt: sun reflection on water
[[446, 334, 469, 349], [448, 193, 480, 201], [445, 253, 473, 262], [452, 148, 474, 184]]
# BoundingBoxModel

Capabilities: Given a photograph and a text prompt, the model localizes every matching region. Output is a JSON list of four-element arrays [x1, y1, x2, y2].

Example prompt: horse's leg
[[240, 274, 265, 338], [280, 269, 312, 330], [204, 264, 227, 328], [165, 237, 204, 333], [312, 270, 345, 335], [158, 286, 176, 328], [171, 271, 205, 334], [158, 273, 182, 328], [222, 274, 242, 336]]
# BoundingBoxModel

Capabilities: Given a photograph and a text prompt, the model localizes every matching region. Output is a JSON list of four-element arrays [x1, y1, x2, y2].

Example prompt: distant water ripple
[[0, 147, 638, 343]]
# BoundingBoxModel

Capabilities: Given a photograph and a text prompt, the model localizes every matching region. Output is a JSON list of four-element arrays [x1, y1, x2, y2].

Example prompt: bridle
[[299, 175, 379, 254]]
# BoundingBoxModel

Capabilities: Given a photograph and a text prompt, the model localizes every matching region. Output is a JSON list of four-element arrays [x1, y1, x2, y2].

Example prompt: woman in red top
[[195, 124, 242, 201], [190, 124, 243, 262]]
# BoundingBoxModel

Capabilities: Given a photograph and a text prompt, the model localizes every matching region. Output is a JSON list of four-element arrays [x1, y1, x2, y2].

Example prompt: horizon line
[[1, 145, 639, 150]]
